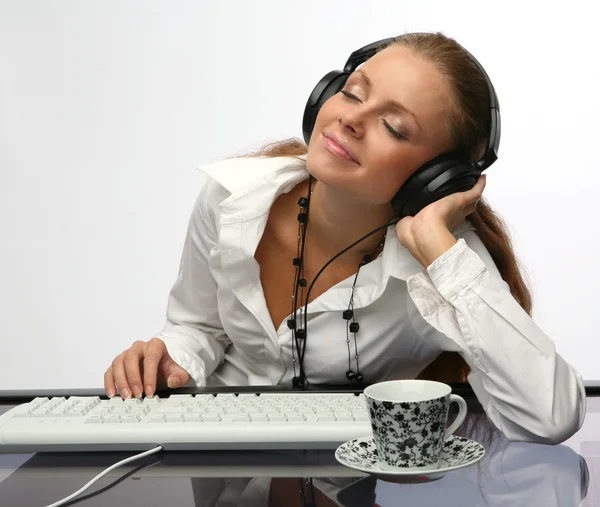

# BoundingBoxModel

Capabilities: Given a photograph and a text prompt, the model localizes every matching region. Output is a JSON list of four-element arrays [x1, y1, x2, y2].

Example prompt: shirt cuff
[[425, 238, 487, 303], [406, 238, 488, 319]]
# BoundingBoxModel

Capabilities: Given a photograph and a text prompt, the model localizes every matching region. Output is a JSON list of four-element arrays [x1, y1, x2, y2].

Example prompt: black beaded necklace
[[288, 175, 386, 387]]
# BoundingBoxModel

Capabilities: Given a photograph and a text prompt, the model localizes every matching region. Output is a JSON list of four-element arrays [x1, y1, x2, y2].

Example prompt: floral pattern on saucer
[[335, 435, 485, 477]]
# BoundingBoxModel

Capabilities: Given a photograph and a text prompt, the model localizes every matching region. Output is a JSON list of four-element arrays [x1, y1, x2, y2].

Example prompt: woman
[[104, 32, 585, 444]]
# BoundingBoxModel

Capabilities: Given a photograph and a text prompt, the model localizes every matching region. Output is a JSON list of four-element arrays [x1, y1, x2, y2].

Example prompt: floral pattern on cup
[[367, 396, 450, 468]]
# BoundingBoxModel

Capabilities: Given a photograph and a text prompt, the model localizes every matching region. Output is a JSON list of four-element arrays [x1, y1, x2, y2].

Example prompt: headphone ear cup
[[391, 153, 481, 218], [302, 70, 349, 145]]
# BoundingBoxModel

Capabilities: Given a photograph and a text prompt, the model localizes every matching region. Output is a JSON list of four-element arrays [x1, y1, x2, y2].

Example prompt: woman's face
[[306, 44, 455, 206]]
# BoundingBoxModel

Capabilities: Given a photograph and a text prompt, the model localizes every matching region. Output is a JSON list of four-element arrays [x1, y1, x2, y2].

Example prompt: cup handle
[[444, 394, 468, 440]]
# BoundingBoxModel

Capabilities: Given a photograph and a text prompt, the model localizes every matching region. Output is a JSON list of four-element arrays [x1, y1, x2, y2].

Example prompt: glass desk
[[0, 385, 597, 507]]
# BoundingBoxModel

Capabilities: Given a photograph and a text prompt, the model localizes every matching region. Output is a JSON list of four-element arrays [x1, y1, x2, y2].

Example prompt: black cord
[[293, 176, 313, 385], [299, 217, 400, 379], [347, 269, 361, 376], [291, 209, 303, 378]]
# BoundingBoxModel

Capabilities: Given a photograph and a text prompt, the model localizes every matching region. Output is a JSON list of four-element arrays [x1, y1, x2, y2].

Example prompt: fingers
[[473, 173, 487, 195], [123, 341, 146, 398], [105, 338, 190, 399], [104, 365, 116, 398], [108, 342, 144, 399], [142, 338, 167, 398], [457, 174, 486, 210], [158, 353, 191, 390], [107, 353, 128, 398]]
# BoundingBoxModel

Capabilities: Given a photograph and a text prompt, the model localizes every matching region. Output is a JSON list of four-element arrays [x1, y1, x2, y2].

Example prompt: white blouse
[[156, 155, 586, 444]]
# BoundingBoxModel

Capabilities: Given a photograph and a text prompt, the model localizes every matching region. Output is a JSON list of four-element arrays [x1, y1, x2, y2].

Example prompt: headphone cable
[[298, 217, 401, 374]]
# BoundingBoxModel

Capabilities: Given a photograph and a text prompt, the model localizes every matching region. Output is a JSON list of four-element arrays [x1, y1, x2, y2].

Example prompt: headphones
[[302, 34, 500, 218]]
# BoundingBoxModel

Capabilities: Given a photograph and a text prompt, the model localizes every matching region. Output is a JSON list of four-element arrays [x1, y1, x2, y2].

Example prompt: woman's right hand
[[104, 338, 190, 399]]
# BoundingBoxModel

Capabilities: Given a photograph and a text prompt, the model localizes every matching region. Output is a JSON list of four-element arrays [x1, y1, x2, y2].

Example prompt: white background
[[0, 0, 598, 389]]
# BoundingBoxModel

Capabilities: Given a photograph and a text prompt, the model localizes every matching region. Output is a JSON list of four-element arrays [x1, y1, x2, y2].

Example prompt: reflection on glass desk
[[0, 389, 598, 507]]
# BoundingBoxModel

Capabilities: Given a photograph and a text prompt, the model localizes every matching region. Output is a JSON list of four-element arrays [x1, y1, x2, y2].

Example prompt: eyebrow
[[354, 69, 421, 131]]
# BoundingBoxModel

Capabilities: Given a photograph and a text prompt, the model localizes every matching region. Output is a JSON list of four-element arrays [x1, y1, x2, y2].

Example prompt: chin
[[306, 156, 368, 205], [306, 151, 345, 184]]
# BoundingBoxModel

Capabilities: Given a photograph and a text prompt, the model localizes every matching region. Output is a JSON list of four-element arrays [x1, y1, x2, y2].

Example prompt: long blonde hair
[[240, 32, 533, 383]]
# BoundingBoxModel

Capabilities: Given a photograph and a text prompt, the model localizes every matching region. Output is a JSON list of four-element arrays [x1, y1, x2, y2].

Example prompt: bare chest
[[254, 219, 358, 334]]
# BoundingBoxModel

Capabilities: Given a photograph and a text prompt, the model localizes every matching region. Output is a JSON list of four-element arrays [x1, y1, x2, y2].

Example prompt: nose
[[338, 107, 364, 138]]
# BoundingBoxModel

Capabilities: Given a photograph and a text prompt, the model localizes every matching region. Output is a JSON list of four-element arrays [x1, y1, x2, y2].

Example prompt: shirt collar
[[200, 155, 428, 282]]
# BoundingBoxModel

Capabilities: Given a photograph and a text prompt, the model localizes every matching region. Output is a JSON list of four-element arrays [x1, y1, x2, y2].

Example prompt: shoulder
[[196, 155, 307, 195]]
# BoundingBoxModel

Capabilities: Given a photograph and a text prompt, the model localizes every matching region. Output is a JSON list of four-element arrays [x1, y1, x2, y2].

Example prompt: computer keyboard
[[0, 392, 372, 452]]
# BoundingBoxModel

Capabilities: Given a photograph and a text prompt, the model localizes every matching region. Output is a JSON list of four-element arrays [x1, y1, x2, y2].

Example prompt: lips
[[323, 132, 359, 164]]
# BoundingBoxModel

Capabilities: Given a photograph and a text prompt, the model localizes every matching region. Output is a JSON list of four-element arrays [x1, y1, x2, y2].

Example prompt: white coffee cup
[[364, 379, 468, 471]]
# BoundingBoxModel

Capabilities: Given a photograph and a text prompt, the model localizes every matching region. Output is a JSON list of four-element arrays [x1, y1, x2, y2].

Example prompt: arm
[[406, 232, 586, 444], [155, 173, 232, 386]]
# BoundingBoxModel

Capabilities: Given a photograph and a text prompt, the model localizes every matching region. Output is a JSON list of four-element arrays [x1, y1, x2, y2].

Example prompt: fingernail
[[121, 388, 131, 399], [132, 385, 142, 399], [107, 390, 116, 398], [167, 377, 180, 388], [145, 385, 153, 397]]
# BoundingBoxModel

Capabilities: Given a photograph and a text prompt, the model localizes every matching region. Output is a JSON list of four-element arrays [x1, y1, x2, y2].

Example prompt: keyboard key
[[249, 414, 269, 422], [65, 409, 89, 417], [238, 394, 259, 401], [183, 414, 203, 422], [121, 414, 141, 423], [130, 406, 151, 415], [30, 397, 49, 406], [158, 406, 186, 413], [317, 415, 335, 422]]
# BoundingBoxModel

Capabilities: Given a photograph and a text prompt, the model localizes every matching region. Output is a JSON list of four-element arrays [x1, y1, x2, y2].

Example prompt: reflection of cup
[[364, 380, 468, 471]]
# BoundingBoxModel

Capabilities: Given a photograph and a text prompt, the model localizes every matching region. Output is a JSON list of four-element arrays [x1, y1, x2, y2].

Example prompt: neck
[[305, 177, 394, 261]]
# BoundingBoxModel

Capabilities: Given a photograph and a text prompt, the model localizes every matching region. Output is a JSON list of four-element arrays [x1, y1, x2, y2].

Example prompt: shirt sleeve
[[154, 173, 232, 386], [406, 231, 586, 444]]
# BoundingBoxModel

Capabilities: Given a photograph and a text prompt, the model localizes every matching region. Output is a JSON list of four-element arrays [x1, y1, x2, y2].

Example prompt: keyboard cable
[[44, 445, 164, 507]]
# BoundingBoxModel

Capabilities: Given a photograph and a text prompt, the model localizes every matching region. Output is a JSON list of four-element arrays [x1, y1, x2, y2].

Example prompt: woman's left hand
[[395, 174, 487, 269]]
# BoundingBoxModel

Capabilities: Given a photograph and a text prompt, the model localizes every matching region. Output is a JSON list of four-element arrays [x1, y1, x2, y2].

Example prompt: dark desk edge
[[0, 383, 473, 402], [1, 382, 599, 403]]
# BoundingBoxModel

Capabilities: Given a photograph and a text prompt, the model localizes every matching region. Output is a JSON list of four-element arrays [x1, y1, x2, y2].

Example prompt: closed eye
[[340, 90, 406, 140], [384, 122, 406, 140], [340, 90, 360, 101]]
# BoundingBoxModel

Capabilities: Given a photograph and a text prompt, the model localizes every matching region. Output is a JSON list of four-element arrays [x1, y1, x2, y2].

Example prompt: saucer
[[335, 435, 485, 482]]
